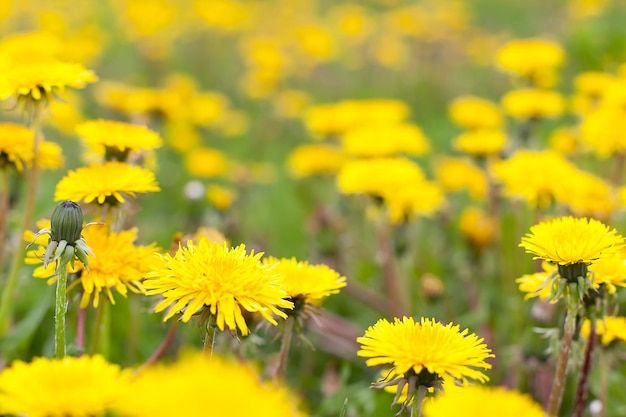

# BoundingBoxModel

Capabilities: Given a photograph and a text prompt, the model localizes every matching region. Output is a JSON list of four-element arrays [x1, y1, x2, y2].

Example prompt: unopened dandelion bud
[[51, 201, 83, 243]]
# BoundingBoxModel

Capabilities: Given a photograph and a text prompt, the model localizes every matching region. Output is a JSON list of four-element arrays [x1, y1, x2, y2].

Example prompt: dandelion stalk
[[0, 169, 10, 274], [546, 295, 580, 417], [76, 305, 87, 353], [55, 266, 68, 358], [275, 317, 295, 382], [203, 314, 218, 359], [573, 320, 596, 417], [376, 216, 406, 318]]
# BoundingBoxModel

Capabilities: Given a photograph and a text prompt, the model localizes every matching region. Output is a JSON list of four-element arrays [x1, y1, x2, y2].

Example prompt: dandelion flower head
[[423, 385, 545, 417], [184, 147, 229, 178], [357, 317, 493, 384], [337, 157, 424, 196], [144, 239, 293, 335], [341, 123, 431, 157], [496, 38, 564, 84], [0, 355, 129, 417], [453, 129, 506, 157], [54, 161, 160, 205], [581, 316, 626, 346], [448, 96, 503, 130], [381, 180, 445, 224], [286, 144, 346, 178], [113, 352, 304, 417], [76, 119, 163, 160], [434, 157, 488, 200], [0, 123, 63, 171], [501, 88, 565, 119], [519, 216, 625, 266]]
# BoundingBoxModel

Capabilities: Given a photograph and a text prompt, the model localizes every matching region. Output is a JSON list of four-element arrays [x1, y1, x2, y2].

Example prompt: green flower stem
[[0, 113, 42, 337], [202, 315, 217, 359], [546, 295, 580, 417], [275, 317, 294, 382], [573, 319, 596, 417], [90, 296, 111, 357], [54, 266, 68, 358]]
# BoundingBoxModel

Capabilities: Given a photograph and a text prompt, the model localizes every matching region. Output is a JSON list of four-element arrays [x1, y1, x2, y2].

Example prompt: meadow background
[[2, 0, 626, 416]]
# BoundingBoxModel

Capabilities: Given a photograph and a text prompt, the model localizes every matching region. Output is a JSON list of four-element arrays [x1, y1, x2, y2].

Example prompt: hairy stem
[[202, 315, 217, 359], [573, 321, 597, 417], [275, 317, 295, 382], [55, 267, 68, 359]]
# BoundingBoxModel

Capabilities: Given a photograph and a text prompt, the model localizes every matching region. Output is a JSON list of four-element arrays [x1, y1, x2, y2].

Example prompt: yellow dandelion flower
[[448, 96, 503, 130], [520, 216, 625, 266], [0, 123, 63, 171], [459, 206, 497, 249], [453, 129, 506, 157], [434, 157, 487, 200], [0, 355, 129, 417], [581, 316, 626, 346], [341, 123, 430, 157], [553, 169, 619, 218], [588, 252, 626, 294], [262, 256, 346, 306], [549, 127, 580, 155], [580, 107, 626, 158], [337, 157, 424, 196], [271, 89, 311, 119], [357, 316, 493, 383], [184, 147, 228, 178], [26, 223, 157, 308], [574, 71, 616, 97], [381, 180, 445, 224], [113, 352, 304, 417], [144, 239, 293, 335], [515, 262, 555, 301], [491, 150, 578, 208], [206, 184, 237, 211], [496, 38, 564, 84], [54, 161, 160, 204], [294, 24, 336, 61], [423, 385, 545, 417], [286, 144, 346, 178], [0, 59, 97, 102], [501, 88, 565, 119], [76, 119, 163, 160]]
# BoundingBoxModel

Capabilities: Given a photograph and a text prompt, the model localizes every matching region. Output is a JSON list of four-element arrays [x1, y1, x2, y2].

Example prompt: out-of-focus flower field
[[2, 0, 626, 416]]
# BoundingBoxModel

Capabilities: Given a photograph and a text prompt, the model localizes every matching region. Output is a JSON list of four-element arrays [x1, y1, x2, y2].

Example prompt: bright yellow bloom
[[460, 206, 496, 248], [491, 150, 578, 208], [0, 123, 63, 171], [184, 147, 228, 178], [496, 38, 564, 84], [263, 257, 346, 306], [453, 129, 506, 157], [549, 127, 580, 155], [114, 352, 304, 417], [0, 59, 97, 102], [501, 88, 565, 119], [553, 169, 619, 218], [519, 216, 625, 266], [26, 223, 158, 308], [448, 96, 503, 130], [144, 239, 293, 335], [0, 355, 129, 417], [580, 107, 626, 158], [54, 161, 160, 204], [581, 316, 626, 346], [76, 119, 163, 159], [588, 252, 626, 294], [574, 71, 616, 97], [516, 262, 555, 301], [294, 24, 335, 61], [337, 157, 424, 196], [341, 123, 430, 157], [206, 184, 237, 211], [304, 99, 409, 137], [382, 180, 445, 224], [423, 385, 545, 417], [286, 144, 346, 178], [357, 317, 493, 383], [434, 157, 487, 200]]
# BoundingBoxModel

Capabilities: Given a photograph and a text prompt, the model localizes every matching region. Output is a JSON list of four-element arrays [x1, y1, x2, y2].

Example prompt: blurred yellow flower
[[574, 71, 616, 97], [520, 216, 625, 266], [448, 96, 503, 130], [114, 352, 305, 417], [423, 385, 545, 417], [491, 150, 577, 208], [496, 38, 564, 85], [516, 262, 555, 301], [548, 127, 579, 155], [294, 24, 335, 61], [501, 88, 565, 119], [76, 119, 163, 161], [459, 206, 496, 248], [328, 4, 374, 42], [0, 355, 129, 417], [206, 184, 237, 211], [194, 0, 254, 32], [580, 107, 626, 158], [453, 129, 506, 157], [337, 157, 424, 196], [287, 144, 346, 178], [554, 169, 619, 219], [581, 316, 626, 346], [382, 180, 445, 224], [434, 157, 487, 200], [263, 256, 346, 307], [144, 239, 293, 335], [55, 161, 160, 204], [94, 81, 160, 115], [271, 90, 311, 119], [0, 123, 63, 171], [184, 147, 229, 178], [341, 123, 430, 157]]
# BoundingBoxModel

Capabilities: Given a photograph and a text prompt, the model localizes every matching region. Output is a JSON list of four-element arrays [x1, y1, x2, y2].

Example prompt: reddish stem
[[573, 321, 597, 417]]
